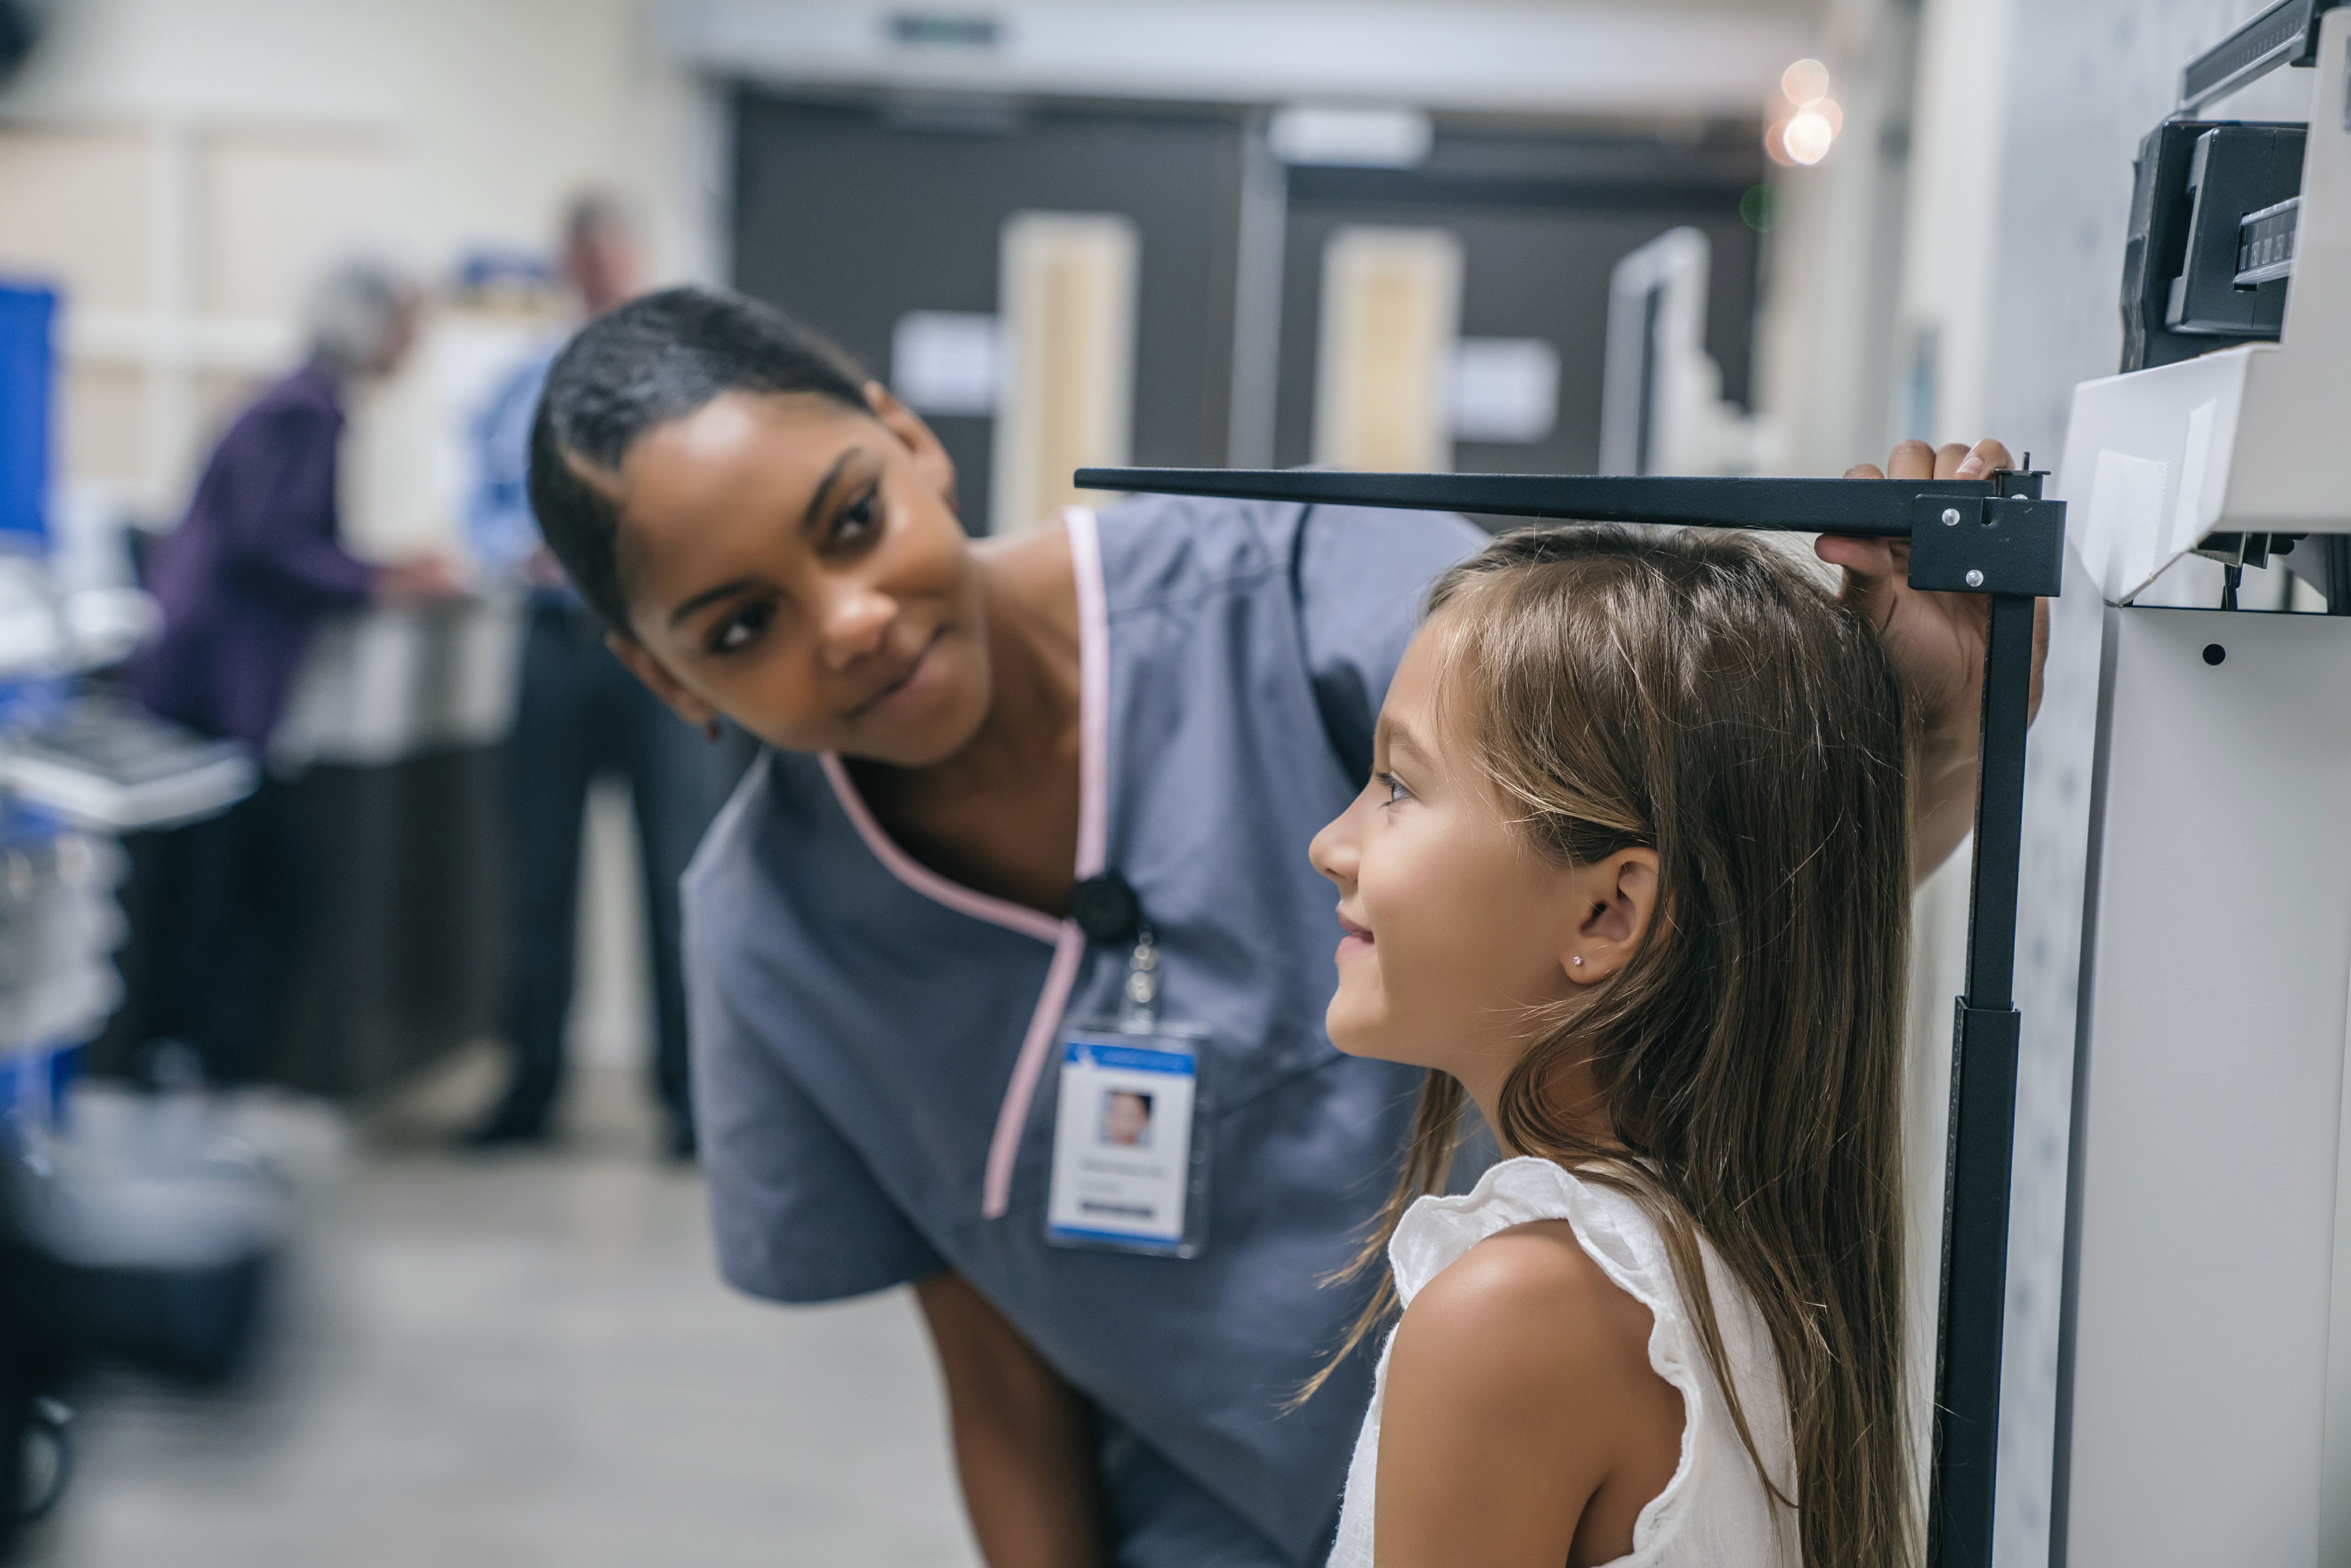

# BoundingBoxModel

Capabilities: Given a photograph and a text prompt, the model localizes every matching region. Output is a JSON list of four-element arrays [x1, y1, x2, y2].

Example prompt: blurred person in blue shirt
[[465, 195, 730, 1159]]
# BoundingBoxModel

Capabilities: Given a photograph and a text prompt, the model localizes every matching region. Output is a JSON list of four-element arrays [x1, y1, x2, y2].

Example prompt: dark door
[[732, 92, 1246, 534], [1272, 123, 1767, 481]]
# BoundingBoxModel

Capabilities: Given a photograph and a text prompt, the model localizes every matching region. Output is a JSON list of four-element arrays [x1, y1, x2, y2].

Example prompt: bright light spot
[[1812, 97, 1845, 137], [1781, 57, 1831, 106], [1784, 109, 1835, 165], [1763, 119, 1796, 166]]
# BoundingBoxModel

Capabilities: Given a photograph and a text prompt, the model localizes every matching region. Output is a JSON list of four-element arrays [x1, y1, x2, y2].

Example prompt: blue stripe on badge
[[1045, 1224, 1185, 1249], [1064, 1038, 1196, 1075]]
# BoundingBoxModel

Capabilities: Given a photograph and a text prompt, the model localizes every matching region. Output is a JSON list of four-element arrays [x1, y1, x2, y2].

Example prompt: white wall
[[1751, 0, 1920, 476], [1896, 0, 2019, 446], [6, 0, 711, 292], [0, 0, 714, 542]]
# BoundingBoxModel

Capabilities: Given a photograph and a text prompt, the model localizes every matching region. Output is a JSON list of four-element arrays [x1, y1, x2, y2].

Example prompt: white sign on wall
[[1448, 336, 1560, 444], [891, 310, 1002, 417]]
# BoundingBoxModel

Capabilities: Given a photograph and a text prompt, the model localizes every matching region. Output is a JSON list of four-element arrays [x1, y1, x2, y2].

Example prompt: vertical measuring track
[[1929, 589, 2037, 1568]]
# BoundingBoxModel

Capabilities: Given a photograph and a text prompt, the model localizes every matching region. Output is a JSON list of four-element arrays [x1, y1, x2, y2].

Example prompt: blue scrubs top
[[683, 495, 1485, 1565]]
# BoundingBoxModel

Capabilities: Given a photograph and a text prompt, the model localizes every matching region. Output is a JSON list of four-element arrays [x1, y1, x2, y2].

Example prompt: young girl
[[1309, 526, 1913, 1568]]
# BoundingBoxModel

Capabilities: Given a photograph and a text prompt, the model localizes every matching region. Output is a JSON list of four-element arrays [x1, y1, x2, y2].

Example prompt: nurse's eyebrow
[[664, 448, 866, 629], [668, 575, 757, 628], [800, 448, 863, 536]]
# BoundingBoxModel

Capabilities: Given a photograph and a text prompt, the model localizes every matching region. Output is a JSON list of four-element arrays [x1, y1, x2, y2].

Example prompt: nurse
[[526, 286, 2025, 1568]]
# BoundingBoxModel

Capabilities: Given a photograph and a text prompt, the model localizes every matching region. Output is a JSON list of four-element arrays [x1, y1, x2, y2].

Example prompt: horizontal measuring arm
[[1075, 467, 2067, 599]]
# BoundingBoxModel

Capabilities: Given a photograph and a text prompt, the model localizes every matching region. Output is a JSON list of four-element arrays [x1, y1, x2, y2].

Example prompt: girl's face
[[1307, 616, 1657, 1110], [605, 387, 992, 767]]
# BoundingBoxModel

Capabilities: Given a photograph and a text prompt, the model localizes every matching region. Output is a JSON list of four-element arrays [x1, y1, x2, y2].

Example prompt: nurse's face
[[606, 388, 992, 767], [1307, 617, 1655, 1111]]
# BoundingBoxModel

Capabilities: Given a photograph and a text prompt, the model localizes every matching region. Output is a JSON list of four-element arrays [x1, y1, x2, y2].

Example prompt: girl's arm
[[1373, 1223, 1683, 1568], [914, 1270, 1103, 1568]]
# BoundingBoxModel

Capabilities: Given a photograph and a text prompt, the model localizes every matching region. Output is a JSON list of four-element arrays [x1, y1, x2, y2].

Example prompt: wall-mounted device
[[2054, 4, 2351, 1563], [2077, 0, 2351, 609]]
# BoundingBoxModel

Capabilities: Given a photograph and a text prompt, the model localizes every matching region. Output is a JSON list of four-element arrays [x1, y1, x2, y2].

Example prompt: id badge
[[1045, 1023, 1211, 1257]]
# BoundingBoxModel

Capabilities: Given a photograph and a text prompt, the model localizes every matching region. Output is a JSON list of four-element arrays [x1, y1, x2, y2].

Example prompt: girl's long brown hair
[[1313, 526, 1916, 1568]]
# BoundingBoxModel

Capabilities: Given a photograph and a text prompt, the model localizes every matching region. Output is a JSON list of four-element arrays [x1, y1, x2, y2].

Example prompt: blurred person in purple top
[[124, 256, 460, 1082], [131, 256, 460, 745]]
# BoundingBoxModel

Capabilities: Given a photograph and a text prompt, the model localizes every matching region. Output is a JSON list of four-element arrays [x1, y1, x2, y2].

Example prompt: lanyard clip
[[1068, 874, 1160, 1031], [1119, 929, 1161, 1032]]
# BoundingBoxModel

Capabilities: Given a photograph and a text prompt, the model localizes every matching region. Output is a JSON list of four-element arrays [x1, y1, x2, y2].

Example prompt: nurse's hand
[[1817, 438, 2052, 881]]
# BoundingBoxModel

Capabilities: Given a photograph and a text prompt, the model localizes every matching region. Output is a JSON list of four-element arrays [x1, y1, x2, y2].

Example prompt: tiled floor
[[23, 1051, 980, 1568]]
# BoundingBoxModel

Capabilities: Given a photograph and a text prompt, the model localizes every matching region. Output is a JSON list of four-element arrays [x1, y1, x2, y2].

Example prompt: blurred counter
[[270, 591, 521, 770], [102, 594, 523, 1099]]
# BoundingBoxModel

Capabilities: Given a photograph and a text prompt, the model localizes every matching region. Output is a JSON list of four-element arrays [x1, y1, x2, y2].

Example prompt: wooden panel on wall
[[196, 127, 401, 319], [1312, 225, 1460, 473], [59, 364, 148, 485], [991, 211, 1138, 535], [0, 125, 152, 312]]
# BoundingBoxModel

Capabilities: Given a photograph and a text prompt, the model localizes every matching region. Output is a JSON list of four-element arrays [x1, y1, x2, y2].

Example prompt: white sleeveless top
[[1326, 1157, 1799, 1568]]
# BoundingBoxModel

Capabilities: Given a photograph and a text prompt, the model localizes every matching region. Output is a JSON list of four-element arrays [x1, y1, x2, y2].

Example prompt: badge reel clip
[[1046, 874, 1212, 1258]]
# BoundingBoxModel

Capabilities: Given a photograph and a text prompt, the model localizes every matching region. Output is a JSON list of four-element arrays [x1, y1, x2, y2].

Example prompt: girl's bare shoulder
[[1391, 1219, 1658, 1399], [1375, 1221, 1682, 1566]]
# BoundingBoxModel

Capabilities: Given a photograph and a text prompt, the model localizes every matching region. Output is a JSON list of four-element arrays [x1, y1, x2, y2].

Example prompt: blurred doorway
[[1272, 123, 1765, 481], [730, 93, 1766, 529], [732, 93, 1244, 536]]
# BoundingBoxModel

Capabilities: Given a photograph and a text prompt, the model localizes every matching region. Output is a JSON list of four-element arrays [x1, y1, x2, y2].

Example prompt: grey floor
[[22, 1051, 982, 1568]]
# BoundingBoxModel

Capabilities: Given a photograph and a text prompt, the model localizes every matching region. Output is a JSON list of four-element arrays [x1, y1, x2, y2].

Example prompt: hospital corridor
[[4, 1, 2351, 1567], [27, 1053, 974, 1568]]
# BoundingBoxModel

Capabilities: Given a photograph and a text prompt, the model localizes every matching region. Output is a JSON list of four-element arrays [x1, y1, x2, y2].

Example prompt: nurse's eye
[[825, 487, 882, 552], [1377, 772, 1413, 807], [707, 599, 775, 656]]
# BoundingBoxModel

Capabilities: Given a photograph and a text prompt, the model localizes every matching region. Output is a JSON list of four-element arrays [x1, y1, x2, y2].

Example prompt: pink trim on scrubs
[[819, 506, 1109, 1221]]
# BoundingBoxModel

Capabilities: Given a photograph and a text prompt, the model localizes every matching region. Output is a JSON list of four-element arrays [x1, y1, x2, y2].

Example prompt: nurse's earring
[[1571, 955, 1583, 967]]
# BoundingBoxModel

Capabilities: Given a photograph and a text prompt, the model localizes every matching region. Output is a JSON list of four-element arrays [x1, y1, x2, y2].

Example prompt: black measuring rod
[[1074, 466, 2065, 599], [1076, 462, 2065, 1568]]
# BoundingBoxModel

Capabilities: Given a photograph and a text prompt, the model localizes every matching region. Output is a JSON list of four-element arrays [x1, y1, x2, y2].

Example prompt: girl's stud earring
[[1571, 955, 1584, 968]]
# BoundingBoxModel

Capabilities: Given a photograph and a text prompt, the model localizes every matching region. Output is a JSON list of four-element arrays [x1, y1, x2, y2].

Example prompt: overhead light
[[1782, 109, 1836, 165], [1767, 56, 1843, 168], [1269, 106, 1433, 169], [1780, 58, 1830, 105]]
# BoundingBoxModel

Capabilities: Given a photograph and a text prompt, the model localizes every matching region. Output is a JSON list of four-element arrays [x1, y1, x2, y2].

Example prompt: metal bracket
[[1908, 495, 2067, 597]]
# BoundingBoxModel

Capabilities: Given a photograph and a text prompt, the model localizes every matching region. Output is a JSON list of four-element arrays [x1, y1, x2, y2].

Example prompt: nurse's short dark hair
[[529, 286, 871, 634]]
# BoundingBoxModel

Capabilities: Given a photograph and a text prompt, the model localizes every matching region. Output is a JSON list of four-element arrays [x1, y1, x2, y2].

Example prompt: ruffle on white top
[[1324, 1156, 1798, 1568]]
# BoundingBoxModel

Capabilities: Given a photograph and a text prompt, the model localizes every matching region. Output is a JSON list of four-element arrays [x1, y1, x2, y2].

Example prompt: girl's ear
[[863, 381, 959, 511], [1562, 847, 1659, 986], [607, 632, 720, 731]]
